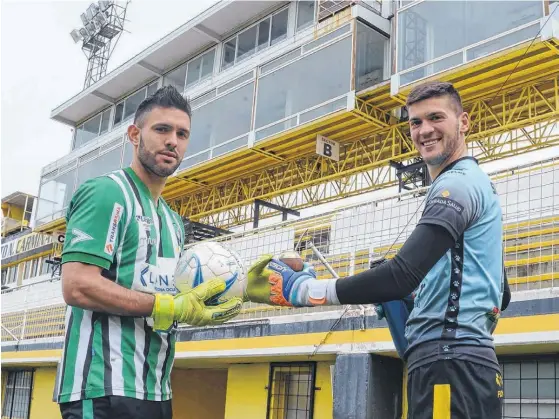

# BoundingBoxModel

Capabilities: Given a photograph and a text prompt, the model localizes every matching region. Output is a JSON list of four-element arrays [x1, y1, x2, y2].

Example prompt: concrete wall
[[171, 369, 228, 419], [29, 367, 60, 419]]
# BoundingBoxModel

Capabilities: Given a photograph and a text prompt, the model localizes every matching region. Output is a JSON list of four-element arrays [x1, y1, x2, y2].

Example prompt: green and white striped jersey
[[53, 167, 185, 404]]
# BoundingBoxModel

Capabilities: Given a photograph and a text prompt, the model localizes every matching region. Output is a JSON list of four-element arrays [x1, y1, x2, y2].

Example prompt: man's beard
[[138, 135, 181, 178], [424, 123, 461, 167]]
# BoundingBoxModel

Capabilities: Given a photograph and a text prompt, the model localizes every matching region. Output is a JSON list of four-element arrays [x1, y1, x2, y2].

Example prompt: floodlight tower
[[70, 1, 130, 89]]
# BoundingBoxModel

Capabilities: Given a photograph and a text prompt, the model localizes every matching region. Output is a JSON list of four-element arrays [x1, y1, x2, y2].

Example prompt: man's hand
[[152, 279, 243, 331], [246, 255, 339, 307]]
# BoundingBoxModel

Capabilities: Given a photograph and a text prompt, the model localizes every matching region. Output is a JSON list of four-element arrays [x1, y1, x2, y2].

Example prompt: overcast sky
[[1, 0, 218, 198]]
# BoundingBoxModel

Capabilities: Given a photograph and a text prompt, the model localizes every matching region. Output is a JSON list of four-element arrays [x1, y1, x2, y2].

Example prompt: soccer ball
[[174, 241, 247, 303]]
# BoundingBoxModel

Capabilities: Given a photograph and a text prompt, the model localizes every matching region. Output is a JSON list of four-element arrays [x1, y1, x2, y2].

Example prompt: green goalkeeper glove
[[151, 279, 243, 331]]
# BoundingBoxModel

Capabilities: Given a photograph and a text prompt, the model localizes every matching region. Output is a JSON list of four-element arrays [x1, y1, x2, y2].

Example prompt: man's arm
[[334, 223, 455, 304], [62, 261, 154, 317]]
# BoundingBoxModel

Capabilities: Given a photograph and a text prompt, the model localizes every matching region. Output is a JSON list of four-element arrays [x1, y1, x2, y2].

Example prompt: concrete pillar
[[332, 353, 403, 419]]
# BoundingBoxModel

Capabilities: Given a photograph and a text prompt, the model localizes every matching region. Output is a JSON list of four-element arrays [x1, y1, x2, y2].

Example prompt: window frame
[[1, 369, 34, 419], [220, 5, 290, 71], [265, 361, 318, 419]]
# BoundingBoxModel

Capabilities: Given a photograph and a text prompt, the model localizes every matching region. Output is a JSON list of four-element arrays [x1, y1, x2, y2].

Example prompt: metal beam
[[91, 90, 116, 104], [137, 61, 163, 76], [193, 24, 221, 43], [168, 75, 559, 228]]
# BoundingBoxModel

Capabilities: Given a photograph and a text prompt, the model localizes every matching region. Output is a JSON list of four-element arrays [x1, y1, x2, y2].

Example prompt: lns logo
[[140, 266, 170, 288]]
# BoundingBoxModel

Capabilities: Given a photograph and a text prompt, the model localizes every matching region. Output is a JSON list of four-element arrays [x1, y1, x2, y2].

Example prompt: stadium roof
[[51, 0, 286, 126]]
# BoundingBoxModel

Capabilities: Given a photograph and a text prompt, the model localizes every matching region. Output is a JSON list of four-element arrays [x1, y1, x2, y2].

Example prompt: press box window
[[266, 362, 317, 419], [1, 370, 34, 419]]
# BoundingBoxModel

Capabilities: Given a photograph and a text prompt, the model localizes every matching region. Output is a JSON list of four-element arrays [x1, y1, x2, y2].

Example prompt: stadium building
[[2, 1, 559, 418]]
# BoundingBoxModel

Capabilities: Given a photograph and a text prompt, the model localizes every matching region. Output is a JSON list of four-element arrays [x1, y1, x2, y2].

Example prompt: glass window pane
[[201, 50, 215, 79], [255, 37, 351, 131], [223, 38, 236, 69], [74, 114, 102, 149], [258, 18, 271, 50], [36, 169, 76, 225], [164, 64, 187, 93], [504, 363, 521, 379], [186, 56, 203, 88], [297, 1, 316, 30], [122, 140, 134, 167], [538, 361, 555, 379], [114, 102, 124, 125], [100, 108, 111, 134], [187, 82, 254, 158], [355, 22, 387, 90], [123, 88, 147, 121], [397, 1, 543, 72], [522, 361, 538, 379], [147, 81, 158, 96], [76, 146, 123, 188], [237, 25, 258, 62], [520, 379, 538, 398], [271, 9, 288, 45]]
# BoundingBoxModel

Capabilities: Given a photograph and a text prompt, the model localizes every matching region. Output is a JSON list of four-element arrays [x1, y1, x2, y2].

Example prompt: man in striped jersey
[[53, 86, 243, 419]]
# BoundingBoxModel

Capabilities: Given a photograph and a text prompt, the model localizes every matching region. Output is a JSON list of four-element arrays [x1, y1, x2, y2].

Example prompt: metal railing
[[2, 157, 558, 344]]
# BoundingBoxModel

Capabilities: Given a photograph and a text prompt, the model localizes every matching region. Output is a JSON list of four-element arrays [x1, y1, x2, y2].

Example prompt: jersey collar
[[437, 156, 478, 178], [123, 166, 161, 207]]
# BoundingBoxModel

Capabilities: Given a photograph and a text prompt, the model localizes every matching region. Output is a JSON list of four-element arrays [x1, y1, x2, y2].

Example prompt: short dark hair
[[406, 81, 463, 114], [134, 85, 192, 126]]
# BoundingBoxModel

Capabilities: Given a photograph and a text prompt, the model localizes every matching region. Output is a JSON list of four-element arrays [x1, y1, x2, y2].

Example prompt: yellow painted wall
[[224, 363, 270, 419], [314, 362, 334, 419], [29, 367, 60, 419], [171, 368, 227, 419]]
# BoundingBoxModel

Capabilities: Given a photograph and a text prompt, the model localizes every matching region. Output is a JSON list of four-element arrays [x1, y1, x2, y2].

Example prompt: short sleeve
[[417, 171, 480, 241], [62, 176, 128, 270]]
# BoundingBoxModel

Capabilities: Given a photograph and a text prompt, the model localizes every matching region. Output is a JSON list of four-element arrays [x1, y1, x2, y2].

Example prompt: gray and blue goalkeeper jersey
[[404, 157, 506, 369]]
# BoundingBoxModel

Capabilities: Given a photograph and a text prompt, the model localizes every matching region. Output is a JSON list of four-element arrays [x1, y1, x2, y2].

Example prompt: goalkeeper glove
[[246, 255, 339, 307], [151, 279, 243, 331]]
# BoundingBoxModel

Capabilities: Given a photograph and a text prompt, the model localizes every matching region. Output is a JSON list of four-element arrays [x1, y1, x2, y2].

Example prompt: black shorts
[[406, 359, 503, 419], [59, 395, 172, 419]]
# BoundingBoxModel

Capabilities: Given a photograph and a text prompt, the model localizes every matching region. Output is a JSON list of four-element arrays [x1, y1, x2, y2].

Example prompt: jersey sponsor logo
[[70, 228, 93, 245], [104, 203, 124, 255], [140, 265, 177, 293], [135, 215, 153, 231], [427, 197, 464, 214], [140, 237, 157, 246], [441, 190, 450, 197]]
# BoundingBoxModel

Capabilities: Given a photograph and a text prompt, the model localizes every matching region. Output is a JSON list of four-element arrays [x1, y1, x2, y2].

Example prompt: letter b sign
[[316, 135, 339, 161]]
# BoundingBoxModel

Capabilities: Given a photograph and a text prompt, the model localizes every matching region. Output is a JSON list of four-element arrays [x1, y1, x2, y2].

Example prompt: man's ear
[[459, 111, 470, 134], [127, 124, 140, 146]]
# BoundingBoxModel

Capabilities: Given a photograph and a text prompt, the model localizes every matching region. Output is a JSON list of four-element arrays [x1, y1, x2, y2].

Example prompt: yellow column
[[29, 367, 61, 419], [313, 362, 334, 419], [224, 363, 269, 419]]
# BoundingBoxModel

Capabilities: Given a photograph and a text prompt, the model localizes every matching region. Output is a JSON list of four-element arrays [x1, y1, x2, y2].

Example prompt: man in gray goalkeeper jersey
[[53, 86, 242, 419]]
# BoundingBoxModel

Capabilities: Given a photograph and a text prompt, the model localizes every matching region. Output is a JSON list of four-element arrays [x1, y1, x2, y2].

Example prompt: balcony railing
[[2, 156, 558, 346]]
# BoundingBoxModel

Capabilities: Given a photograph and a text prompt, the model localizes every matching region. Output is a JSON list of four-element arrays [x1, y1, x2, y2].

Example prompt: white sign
[[316, 134, 340, 161]]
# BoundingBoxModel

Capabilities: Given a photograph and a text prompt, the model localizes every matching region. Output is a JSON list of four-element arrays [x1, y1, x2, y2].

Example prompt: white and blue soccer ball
[[174, 241, 247, 303]]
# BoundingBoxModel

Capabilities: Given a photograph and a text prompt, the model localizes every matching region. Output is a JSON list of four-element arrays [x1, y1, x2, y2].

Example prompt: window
[[36, 169, 77, 226], [266, 362, 317, 419], [1, 370, 33, 419], [254, 36, 352, 140], [73, 108, 112, 150], [355, 22, 387, 90], [184, 81, 254, 161], [75, 146, 123, 189], [397, 1, 543, 83], [500, 356, 559, 418], [297, 1, 316, 30], [164, 49, 215, 93], [222, 7, 289, 70], [113, 81, 159, 126]]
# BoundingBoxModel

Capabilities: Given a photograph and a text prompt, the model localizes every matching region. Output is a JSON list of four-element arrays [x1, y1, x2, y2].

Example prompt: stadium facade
[[2, 1, 559, 418]]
